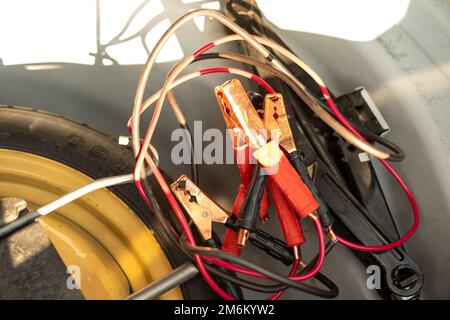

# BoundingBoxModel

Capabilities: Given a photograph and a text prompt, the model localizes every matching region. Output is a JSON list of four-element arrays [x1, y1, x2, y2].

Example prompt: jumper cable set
[[0, 8, 423, 299], [128, 9, 421, 299]]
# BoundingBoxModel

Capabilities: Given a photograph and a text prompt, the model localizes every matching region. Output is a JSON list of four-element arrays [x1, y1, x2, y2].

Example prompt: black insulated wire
[[180, 122, 200, 184], [181, 239, 339, 299], [0, 210, 40, 240], [140, 178, 339, 296]]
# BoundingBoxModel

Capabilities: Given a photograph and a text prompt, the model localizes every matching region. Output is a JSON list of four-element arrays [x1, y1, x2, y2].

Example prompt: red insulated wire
[[269, 259, 300, 300], [320, 85, 420, 252], [250, 74, 275, 94], [199, 67, 275, 94], [135, 163, 235, 300], [291, 216, 326, 281], [193, 41, 215, 58]]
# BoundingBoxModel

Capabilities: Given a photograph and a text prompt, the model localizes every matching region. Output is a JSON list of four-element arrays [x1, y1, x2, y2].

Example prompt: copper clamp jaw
[[170, 175, 229, 240], [214, 79, 267, 149], [215, 79, 285, 168], [263, 93, 297, 153]]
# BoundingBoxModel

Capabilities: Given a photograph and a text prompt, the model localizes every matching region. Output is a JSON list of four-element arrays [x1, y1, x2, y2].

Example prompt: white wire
[[36, 174, 134, 216]]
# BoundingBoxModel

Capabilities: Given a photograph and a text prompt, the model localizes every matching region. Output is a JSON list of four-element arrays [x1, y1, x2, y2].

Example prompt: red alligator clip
[[268, 178, 305, 248]]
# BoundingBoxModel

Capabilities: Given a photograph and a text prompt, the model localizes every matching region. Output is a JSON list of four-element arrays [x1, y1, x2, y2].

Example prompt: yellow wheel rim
[[0, 149, 183, 300]]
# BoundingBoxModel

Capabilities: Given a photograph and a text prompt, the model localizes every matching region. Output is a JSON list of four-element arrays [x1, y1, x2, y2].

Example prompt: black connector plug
[[225, 215, 294, 266], [249, 229, 294, 266]]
